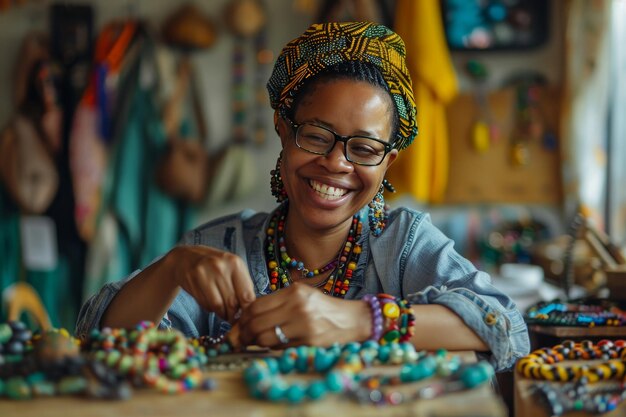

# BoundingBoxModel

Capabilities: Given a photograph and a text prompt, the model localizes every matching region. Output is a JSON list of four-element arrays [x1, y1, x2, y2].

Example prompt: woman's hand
[[235, 282, 371, 348], [166, 245, 256, 322]]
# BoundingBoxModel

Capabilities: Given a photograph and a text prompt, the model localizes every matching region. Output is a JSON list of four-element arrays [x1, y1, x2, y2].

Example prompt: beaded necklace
[[84, 321, 214, 394], [516, 339, 626, 382], [243, 341, 494, 405], [265, 203, 363, 297], [525, 300, 626, 327], [532, 380, 626, 415]]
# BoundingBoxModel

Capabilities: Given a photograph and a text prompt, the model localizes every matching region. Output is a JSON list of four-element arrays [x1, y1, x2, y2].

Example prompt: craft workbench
[[0, 352, 506, 417]]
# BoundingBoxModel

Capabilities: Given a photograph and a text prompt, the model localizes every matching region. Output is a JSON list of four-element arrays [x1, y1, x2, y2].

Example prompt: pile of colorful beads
[[0, 323, 127, 400], [243, 340, 494, 404], [83, 321, 214, 394], [525, 300, 626, 327], [0, 320, 33, 365]]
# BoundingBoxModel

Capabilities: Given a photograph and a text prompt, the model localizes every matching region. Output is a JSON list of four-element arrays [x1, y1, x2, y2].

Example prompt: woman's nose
[[319, 141, 354, 171]]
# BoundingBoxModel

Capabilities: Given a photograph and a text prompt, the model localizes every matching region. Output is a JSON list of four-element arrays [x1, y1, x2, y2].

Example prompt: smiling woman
[[76, 22, 530, 373]]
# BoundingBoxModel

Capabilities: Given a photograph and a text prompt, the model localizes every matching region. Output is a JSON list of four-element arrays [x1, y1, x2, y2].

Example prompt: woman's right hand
[[164, 245, 256, 323]]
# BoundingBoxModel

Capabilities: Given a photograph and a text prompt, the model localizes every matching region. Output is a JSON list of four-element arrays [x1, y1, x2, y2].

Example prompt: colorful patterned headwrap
[[267, 22, 418, 150]]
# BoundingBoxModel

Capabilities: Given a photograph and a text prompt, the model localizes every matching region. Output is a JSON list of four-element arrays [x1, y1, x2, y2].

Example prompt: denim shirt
[[76, 205, 530, 371]]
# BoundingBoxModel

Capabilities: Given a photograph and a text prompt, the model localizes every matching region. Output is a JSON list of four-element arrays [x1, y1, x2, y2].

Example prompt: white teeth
[[309, 180, 347, 200]]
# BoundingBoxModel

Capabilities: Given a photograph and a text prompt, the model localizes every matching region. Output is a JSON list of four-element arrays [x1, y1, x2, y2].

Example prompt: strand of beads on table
[[243, 341, 494, 404]]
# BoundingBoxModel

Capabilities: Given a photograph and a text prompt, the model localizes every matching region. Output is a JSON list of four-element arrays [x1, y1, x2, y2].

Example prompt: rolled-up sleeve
[[399, 212, 530, 371], [407, 276, 530, 371]]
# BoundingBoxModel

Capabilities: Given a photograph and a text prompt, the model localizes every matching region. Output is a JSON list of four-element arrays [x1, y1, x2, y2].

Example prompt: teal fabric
[[0, 189, 21, 323], [0, 188, 73, 329], [100, 45, 194, 290]]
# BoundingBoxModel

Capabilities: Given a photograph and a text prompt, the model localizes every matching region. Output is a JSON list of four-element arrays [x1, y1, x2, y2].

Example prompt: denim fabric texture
[[76, 205, 530, 371]]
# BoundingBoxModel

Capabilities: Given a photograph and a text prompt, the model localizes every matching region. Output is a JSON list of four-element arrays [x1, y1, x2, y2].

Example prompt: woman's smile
[[308, 179, 349, 200]]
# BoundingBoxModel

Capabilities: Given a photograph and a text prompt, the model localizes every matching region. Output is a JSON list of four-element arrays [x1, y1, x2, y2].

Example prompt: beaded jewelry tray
[[525, 299, 626, 328]]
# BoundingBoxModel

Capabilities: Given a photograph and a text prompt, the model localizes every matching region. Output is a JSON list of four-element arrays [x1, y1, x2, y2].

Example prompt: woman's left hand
[[235, 282, 371, 348]]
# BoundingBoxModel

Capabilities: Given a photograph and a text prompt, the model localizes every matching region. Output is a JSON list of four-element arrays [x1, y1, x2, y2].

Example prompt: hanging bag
[[155, 56, 211, 204], [0, 115, 59, 214]]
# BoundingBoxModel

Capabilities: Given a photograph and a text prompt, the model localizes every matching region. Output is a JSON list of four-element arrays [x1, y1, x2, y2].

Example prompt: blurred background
[[0, 0, 625, 331]]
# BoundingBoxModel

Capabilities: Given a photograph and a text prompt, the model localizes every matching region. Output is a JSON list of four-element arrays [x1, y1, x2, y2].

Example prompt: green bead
[[265, 382, 287, 402], [5, 377, 31, 400], [0, 323, 12, 344], [278, 354, 295, 373], [313, 350, 335, 372], [325, 371, 344, 393], [118, 355, 134, 373], [171, 364, 187, 379], [343, 342, 360, 354], [243, 367, 263, 385], [377, 345, 391, 362], [362, 340, 378, 350], [383, 330, 400, 342], [285, 383, 306, 404], [57, 376, 87, 395], [31, 380, 56, 397], [25, 372, 46, 384], [295, 347, 310, 373], [306, 380, 327, 400], [263, 357, 279, 374], [400, 357, 436, 382], [573, 399, 584, 411], [459, 363, 493, 389], [106, 350, 121, 367]]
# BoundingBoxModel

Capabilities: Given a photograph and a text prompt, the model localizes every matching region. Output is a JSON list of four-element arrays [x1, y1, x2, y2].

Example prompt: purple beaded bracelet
[[363, 294, 384, 342]]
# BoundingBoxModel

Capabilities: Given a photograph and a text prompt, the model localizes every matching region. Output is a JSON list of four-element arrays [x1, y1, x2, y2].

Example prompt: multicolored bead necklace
[[520, 340, 626, 415], [243, 341, 494, 405], [84, 321, 214, 394], [525, 300, 626, 327], [265, 203, 363, 297], [532, 380, 626, 416], [516, 339, 626, 382]]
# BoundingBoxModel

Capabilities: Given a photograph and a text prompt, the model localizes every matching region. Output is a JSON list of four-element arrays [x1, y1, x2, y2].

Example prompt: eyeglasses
[[284, 117, 394, 166]]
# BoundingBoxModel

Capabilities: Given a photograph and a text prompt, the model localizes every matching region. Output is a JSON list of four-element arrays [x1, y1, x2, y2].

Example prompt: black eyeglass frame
[[283, 117, 395, 167]]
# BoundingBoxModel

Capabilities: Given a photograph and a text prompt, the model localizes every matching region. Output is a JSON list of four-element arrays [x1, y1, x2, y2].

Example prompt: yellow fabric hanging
[[387, 0, 458, 203]]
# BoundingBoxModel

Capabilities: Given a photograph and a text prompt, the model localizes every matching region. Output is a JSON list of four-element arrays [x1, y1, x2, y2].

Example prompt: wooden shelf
[[529, 324, 626, 338]]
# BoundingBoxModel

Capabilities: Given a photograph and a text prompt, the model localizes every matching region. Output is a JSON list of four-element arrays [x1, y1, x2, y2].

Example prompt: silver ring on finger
[[274, 325, 289, 344]]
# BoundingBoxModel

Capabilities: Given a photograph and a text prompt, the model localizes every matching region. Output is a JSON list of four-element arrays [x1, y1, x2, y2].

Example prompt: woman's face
[[278, 78, 398, 233]]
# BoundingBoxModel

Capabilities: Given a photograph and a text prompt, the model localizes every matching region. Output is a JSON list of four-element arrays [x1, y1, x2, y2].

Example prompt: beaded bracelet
[[84, 321, 212, 394], [362, 294, 383, 342], [376, 294, 415, 344], [516, 339, 626, 382]]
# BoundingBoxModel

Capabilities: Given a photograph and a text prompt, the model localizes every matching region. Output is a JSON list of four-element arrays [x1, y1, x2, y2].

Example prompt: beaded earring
[[368, 179, 395, 236], [270, 151, 288, 203]]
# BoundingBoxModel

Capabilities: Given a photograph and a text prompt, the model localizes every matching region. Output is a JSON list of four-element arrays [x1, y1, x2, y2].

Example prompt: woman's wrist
[[362, 294, 415, 345], [344, 299, 374, 343], [157, 246, 185, 289]]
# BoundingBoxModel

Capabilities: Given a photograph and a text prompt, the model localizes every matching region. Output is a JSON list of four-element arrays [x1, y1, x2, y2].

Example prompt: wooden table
[[0, 352, 507, 417], [515, 370, 626, 417]]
